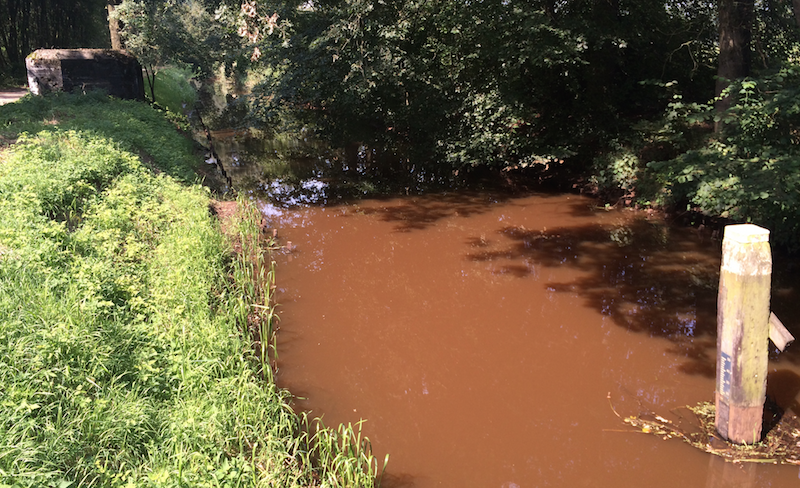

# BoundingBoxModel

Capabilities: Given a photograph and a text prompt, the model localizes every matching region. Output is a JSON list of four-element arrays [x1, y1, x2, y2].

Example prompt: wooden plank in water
[[769, 312, 794, 352]]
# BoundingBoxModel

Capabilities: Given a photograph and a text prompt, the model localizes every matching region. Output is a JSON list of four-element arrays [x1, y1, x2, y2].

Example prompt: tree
[[0, 0, 109, 81], [715, 0, 754, 131], [246, 0, 717, 174], [108, 0, 123, 50], [114, 0, 243, 102]]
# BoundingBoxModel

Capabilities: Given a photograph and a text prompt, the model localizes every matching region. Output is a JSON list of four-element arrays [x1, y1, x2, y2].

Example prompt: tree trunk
[[6, 0, 21, 65], [20, 0, 29, 57], [715, 0, 754, 132], [108, 2, 122, 50], [144, 64, 156, 103], [792, 0, 800, 28]]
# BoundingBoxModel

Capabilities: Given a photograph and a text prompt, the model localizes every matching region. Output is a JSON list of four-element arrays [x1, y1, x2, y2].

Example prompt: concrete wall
[[26, 49, 145, 101]]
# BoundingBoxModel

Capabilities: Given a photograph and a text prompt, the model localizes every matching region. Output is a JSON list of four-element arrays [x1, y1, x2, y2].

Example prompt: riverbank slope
[[0, 92, 383, 487]]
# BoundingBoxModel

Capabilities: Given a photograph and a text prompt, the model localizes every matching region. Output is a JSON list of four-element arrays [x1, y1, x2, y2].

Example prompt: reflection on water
[[268, 192, 800, 488], [204, 129, 529, 205]]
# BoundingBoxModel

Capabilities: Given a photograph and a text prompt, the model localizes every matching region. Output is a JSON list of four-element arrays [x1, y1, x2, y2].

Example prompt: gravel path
[[0, 88, 28, 105]]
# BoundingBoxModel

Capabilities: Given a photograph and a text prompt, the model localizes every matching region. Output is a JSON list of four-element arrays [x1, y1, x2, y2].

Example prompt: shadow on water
[[272, 190, 800, 487], [379, 472, 417, 488], [338, 191, 728, 377], [767, 369, 800, 416], [767, 260, 800, 370], [279, 186, 800, 381], [465, 217, 722, 377], [358, 193, 509, 233], [356, 191, 566, 233]]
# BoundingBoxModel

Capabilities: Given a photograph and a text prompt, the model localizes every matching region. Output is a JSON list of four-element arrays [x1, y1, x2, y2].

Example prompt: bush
[[148, 65, 199, 116], [647, 66, 800, 249]]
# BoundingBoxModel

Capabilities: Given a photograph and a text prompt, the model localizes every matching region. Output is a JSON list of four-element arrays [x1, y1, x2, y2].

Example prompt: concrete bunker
[[26, 49, 145, 101]]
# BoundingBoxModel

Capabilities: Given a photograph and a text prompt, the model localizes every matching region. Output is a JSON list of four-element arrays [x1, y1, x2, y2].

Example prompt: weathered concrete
[[26, 49, 145, 101]]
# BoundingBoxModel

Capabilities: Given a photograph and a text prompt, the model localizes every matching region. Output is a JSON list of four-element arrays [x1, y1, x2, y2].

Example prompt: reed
[[225, 198, 389, 487], [309, 419, 390, 488], [227, 197, 280, 382]]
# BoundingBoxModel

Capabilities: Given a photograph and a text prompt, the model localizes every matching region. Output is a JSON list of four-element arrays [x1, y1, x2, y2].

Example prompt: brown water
[[266, 191, 800, 488]]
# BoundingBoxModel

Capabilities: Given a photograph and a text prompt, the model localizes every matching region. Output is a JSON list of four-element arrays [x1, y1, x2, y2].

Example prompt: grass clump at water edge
[[0, 93, 386, 487], [224, 198, 389, 487]]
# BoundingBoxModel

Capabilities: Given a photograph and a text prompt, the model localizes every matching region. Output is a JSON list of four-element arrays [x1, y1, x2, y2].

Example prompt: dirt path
[[0, 88, 28, 105]]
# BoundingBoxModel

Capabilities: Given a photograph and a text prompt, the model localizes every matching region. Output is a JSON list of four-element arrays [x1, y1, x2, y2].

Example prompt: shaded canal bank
[[265, 191, 800, 487]]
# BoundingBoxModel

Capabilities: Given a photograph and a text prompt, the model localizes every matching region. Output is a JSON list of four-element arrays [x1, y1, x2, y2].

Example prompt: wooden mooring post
[[715, 224, 794, 444]]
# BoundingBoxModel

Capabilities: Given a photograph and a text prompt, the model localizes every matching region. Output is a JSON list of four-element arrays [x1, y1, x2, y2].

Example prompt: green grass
[[0, 94, 385, 487], [0, 91, 197, 183], [147, 66, 199, 116]]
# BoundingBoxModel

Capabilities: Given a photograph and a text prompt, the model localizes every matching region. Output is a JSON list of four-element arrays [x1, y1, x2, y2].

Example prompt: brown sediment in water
[[268, 191, 800, 488]]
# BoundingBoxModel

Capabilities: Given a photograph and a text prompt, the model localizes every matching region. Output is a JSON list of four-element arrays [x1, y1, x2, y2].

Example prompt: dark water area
[[202, 129, 554, 204], [262, 191, 800, 488]]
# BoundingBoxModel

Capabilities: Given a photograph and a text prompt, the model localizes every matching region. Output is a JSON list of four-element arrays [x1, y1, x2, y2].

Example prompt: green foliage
[[648, 64, 800, 249], [0, 130, 139, 223], [227, 199, 280, 381], [311, 420, 389, 488], [0, 129, 229, 486], [148, 66, 199, 116], [0, 95, 384, 487], [115, 0, 249, 103], [108, 0, 728, 183], [0, 91, 198, 182], [752, 0, 800, 70], [591, 143, 642, 197], [246, 0, 717, 174]]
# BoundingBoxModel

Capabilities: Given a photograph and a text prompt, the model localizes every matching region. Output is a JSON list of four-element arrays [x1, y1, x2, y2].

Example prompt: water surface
[[267, 192, 800, 487]]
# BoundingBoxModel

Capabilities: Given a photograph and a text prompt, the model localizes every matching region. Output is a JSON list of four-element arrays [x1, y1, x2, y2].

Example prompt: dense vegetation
[[101, 0, 800, 248], [0, 0, 110, 83], [0, 93, 385, 487], [0, 1, 797, 483], [4, 0, 799, 245]]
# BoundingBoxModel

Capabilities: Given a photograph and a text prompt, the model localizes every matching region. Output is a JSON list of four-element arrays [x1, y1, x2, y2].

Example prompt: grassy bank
[[0, 93, 384, 487]]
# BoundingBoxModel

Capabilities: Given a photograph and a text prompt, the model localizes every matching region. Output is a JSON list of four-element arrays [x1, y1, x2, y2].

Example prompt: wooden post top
[[721, 225, 771, 277], [724, 224, 770, 243]]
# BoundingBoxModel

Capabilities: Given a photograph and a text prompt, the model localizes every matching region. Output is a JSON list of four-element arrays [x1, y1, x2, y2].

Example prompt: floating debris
[[608, 393, 800, 465]]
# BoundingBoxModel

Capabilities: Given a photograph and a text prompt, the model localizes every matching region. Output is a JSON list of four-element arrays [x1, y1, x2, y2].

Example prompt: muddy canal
[[265, 191, 800, 487]]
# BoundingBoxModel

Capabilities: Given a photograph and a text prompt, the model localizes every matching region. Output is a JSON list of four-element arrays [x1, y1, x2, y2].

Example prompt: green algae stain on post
[[716, 224, 772, 445]]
